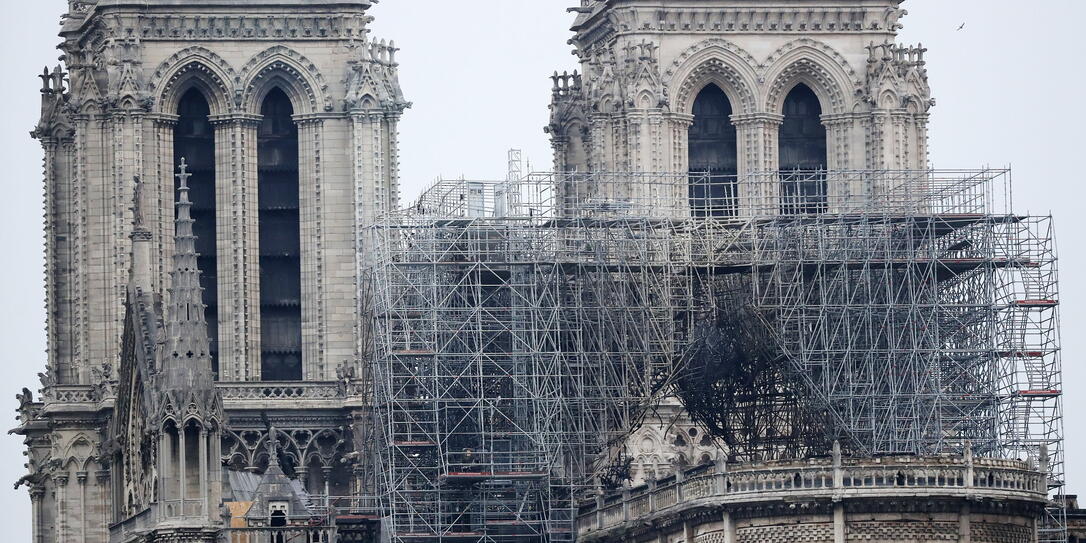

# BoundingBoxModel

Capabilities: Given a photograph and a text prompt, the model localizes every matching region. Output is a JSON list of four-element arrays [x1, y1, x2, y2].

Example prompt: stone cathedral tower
[[12, 1, 1065, 543], [16, 1, 405, 542], [546, 0, 935, 484]]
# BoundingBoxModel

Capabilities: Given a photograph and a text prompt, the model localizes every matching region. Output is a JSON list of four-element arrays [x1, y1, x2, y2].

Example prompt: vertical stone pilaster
[[100, 109, 142, 380], [667, 113, 694, 174], [821, 114, 854, 171], [866, 111, 891, 170], [95, 469, 110, 542], [721, 510, 735, 543], [960, 503, 972, 543], [385, 112, 403, 209], [30, 485, 44, 543], [351, 110, 392, 370], [158, 431, 169, 506], [732, 113, 783, 215], [209, 428, 222, 512], [822, 114, 857, 209], [211, 114, 262, 381], [588, 113, 611, 171], [76, 471, 87, 543], [914, 113, 930, 170], [350, 111, 385, 231], [296, 115, 330, 380], [148, 114, 179, 297], [54, 474, 69, 543], [198, 428, 209, 518], [833, 502, 846, 543], [551, 135, 570, 172], [179, 428, 187, 506]]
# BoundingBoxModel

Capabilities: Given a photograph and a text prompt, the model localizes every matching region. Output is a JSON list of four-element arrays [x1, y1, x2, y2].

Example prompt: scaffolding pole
[[364, 169, 1065, 543]]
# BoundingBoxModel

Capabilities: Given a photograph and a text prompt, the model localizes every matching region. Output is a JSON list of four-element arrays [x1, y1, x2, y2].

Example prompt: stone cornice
[[573, 2, 904, 48], [293, 112, 346, 125], [64, 6, 374, 42]]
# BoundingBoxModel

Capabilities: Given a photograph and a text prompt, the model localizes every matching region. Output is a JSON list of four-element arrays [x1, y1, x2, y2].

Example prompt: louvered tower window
[[174, 89, 219, 376], [258, 88, 302, 381], [688, 84, 738, 217], [779, 83, 828, 214]]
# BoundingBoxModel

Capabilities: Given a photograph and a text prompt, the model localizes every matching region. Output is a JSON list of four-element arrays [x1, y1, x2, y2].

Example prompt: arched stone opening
[[688, 84, 738, 217], [258, 87, 302, 381], [174, 88, 219, 375], [778, 83, 827, 214]]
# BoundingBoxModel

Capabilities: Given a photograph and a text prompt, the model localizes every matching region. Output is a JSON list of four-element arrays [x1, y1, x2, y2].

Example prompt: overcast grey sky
[[1, 1, 1083, 536]]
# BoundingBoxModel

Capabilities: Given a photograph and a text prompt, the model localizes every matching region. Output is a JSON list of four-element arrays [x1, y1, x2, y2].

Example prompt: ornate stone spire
[[157, 159, 221, 421]]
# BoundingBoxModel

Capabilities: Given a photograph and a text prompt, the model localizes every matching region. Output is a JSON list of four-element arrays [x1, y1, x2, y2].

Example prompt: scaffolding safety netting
[[363, 169, 1065, 543]]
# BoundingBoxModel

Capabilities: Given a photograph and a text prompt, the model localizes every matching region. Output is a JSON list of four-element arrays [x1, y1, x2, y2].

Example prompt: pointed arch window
[[778, 83, 827, 214], [174, 89, 218, 376], [258, 88, 302, 381], [688, 84, 738, 217]]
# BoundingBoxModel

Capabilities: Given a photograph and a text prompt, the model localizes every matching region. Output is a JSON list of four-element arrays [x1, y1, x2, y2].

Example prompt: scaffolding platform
[[364, 169, 1066, 543]]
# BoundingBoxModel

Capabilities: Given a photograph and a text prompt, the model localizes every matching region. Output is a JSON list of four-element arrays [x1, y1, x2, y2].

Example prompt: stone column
[[210, 114, 263, 381], [959, 502, 972, 543], [76, 471, 87, 543], [667, 113, 694, 174], [913, 113, 930, 170], [199, 427, 209, 518], [158, 431, 170, 504], [385, 112, 403, 208], [295, 114, 332, 380], [30, 485, 44, 543], [296, 466, 310, 492], [148, 114, 179, 296], [54, 474, 69, 543], [587, 113, 613, 171], [40, 135, 61, 379], [179, 427, 187, 510], [721, 511, 736, 543], [210, 429, 223, 511], [666, 113, 695, 219], [550, 135, 570, 173], [350, 111, 388, 227], [821, 114, 858, 211], [95, 469, 110, 542], [732, 113, 783, 216], [833, 503, 845, 543], [865, 110, 892, 171]]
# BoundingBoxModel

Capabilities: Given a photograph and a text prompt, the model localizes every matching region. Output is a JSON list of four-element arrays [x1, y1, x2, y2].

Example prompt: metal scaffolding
[[364, 169, 1065, 543]]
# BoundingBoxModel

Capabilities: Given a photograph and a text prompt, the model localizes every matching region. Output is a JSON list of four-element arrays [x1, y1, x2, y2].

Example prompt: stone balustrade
[[576, 453, 1048, 541], [217, 381, 343, 401]]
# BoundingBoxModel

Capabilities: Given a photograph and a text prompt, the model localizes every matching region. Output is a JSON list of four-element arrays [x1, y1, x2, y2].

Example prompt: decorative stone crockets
[[153, 159, 223, 425]]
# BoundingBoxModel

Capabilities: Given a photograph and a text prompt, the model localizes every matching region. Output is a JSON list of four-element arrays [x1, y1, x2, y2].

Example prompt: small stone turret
[[150, 159, 225, 533], [154, 158, 222, 422]]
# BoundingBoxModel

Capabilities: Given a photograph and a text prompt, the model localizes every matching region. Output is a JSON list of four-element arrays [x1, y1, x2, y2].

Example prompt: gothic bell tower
[[549, 0, 931, 176], [18, 1, 407, 542]]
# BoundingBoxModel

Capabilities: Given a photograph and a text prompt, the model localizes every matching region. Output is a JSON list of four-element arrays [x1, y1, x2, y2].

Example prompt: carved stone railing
[[217, 381, 344, 405], [576, 454, 1048, 539], [43, 385, 96, 405], [304, 494, 382, 518], [222, 527, 338, 543]]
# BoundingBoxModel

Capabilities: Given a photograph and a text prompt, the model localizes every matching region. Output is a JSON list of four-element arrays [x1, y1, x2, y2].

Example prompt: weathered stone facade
[[16, 1, 403, 542], [549, 0, 932, 175], [11, 1, 1065, 542]]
